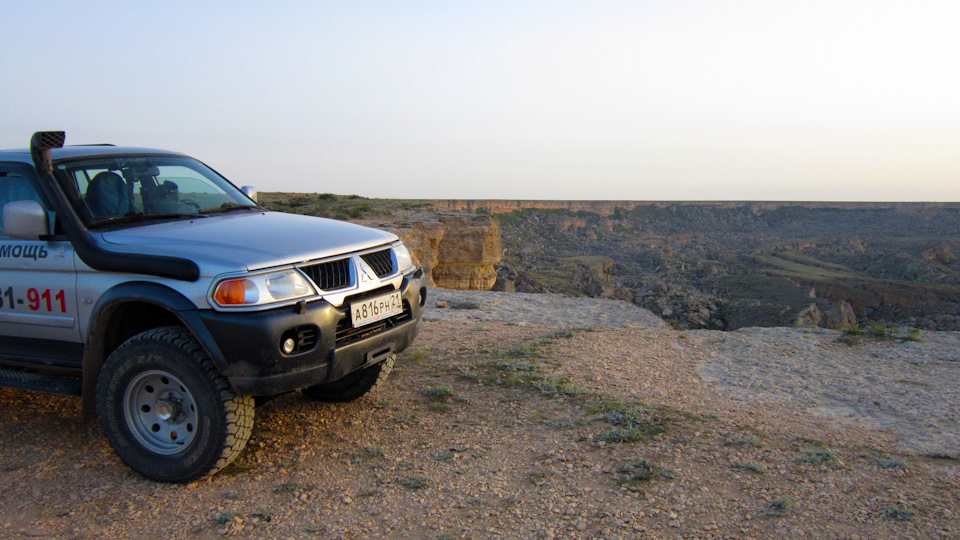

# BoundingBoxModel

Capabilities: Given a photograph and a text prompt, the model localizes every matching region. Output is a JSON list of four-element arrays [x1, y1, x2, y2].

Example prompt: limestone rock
[[392, 214, 503, 290], [395, 218, 445, 286], [492, 277, 516, 292], [432, 215, 503, 290], [822, 301, 857, 329], [794, 304, 822, 328]]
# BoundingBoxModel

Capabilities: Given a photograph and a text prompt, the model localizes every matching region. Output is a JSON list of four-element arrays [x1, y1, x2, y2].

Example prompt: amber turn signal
[[214, 279, 258, 305]]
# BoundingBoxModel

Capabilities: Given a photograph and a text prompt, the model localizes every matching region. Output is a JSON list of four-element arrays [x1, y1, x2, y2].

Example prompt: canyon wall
[[427, 199, 960, 216]]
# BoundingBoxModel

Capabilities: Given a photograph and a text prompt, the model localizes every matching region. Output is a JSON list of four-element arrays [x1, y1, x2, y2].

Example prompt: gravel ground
[[426, 288, 668, 329], [691, 327, 960, 456], [0, 288, 957, 538], [428, 288, 960, 456]]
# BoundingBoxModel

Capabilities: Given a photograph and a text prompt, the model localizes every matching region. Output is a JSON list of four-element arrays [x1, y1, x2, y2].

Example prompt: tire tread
[[302, 355, 395, 402], [95, 326, 254, 482]]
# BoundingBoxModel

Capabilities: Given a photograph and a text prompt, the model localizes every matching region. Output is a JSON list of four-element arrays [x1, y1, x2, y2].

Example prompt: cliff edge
[[386, 214, 502, 290]]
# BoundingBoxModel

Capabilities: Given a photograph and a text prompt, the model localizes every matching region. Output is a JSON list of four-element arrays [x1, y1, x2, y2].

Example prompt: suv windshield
[[53, 154, 257, 226]]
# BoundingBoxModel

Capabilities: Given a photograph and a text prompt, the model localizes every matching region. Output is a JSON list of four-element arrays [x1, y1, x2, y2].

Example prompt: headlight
[[393, 243, 414, 272], [212, 269, 316, 308]]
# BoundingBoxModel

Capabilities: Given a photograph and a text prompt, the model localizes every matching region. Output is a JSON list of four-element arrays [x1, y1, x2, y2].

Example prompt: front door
[[0, 162, 82, 368]]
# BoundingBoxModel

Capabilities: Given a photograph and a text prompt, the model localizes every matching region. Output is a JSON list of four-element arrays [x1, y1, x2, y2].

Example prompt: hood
[[98, 211, 398, 275]]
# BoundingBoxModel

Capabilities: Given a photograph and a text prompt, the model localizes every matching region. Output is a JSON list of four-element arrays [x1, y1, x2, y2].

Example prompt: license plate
[[351, 291, 403, 327]]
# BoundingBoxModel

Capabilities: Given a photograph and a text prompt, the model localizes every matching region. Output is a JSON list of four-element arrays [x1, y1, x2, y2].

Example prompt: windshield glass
[[53, 154, 257, 226]]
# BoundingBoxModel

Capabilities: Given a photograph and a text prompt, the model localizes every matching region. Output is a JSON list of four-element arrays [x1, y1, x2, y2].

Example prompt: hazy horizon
[[3, 1, 958, 202]]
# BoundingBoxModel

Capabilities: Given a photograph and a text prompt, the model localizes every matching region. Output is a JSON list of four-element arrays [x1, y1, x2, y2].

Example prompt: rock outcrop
[[390, 214, 502, 290], [822, 301, 857, 329], [922, 241, 957, 264]]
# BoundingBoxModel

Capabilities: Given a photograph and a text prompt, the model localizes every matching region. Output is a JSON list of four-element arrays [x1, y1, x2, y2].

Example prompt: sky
[[2, 0, 958, 201]]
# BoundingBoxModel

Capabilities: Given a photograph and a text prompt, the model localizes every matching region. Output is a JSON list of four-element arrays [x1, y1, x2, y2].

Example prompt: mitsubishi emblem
[[358, 260, 378, 284]]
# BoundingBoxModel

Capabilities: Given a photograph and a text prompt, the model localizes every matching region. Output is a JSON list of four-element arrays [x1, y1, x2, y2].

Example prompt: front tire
[[96, 326, 254, 483], [302, 355, 395, 402]]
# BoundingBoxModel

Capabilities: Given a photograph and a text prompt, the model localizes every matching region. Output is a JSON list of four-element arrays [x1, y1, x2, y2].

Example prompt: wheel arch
[[81, 281, 229, 421]]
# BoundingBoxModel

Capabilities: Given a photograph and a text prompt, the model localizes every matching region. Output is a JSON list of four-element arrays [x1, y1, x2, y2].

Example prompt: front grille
[[301, 258, 350, 291], [335, 300, 412, 347], [361, 249, 393, 277]]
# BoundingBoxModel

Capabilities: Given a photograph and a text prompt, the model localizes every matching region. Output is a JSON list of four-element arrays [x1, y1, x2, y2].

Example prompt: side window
[[0, 168, 46, 238], [73, 168, 102, 198]]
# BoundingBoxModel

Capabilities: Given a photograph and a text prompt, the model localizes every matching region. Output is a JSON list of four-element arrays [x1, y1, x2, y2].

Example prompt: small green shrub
[[594, 402, 671, 443], [496, 360, 542, 373], [762, 497, 793, 518], [838, 334, 862, 346], [287, 196, 313, 207], [801, 448, 839, 468], [501, 374, 525, 387], [903, 328, 923, 342], [597, 427, 645, 443], [396, 414, 420, 426], [213, 511, 243, 525], [615, 460, 657, 484], [398, 476, 429, 490], [272, 482, 305, 494], [547, 418, 581, 430], [531, 379, 585, 397], [503, 343, 539, 359], [456, 365, 478, 379], [586, 397, 628, 415], [731, 460, 767, 474], [724, 435, 762, 447], [422, 385, 456, 402], [406, 350, 427, 362], [527, 468, 556, 485], [885, 506, 915, 521], [874, 455, 905, 469], [351, 446, 385, 463]]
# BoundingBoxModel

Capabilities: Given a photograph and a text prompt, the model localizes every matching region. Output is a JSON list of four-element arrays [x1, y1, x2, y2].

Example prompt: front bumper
[[197, 269, 426, 395]]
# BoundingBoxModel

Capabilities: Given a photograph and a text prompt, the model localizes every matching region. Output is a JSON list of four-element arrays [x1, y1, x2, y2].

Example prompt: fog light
[[281, 338, 296, 354]]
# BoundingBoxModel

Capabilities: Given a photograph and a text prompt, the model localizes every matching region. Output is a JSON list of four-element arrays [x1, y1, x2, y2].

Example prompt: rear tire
[[302, 355, 395, 402], [96, 326, 254, 483]]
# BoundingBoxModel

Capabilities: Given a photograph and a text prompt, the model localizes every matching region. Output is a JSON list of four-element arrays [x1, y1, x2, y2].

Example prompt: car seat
[[86, 172, 131, 219]]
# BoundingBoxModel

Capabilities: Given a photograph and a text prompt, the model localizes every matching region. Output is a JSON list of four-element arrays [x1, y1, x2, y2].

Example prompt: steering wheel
[[180, 199, 202, 212]]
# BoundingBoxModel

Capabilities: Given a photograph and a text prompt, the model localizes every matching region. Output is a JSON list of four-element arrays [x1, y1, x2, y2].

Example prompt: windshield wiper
[[199, 203, 262, 215], [91, 212, 207, 227]]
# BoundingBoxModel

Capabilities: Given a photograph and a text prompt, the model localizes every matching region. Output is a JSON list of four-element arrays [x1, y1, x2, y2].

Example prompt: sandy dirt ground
[[1, 295, 958, 538]]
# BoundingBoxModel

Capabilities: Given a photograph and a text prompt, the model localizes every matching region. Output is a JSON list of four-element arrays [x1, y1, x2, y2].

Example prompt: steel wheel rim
[[123, 370, 199, 455]]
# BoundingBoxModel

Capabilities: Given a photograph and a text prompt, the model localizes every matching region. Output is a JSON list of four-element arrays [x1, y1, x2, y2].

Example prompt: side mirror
[[241, 186, 258, 203], [3, 200, 50, 240]]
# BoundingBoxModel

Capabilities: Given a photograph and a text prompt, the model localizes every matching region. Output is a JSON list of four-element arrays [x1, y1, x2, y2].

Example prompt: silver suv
[[0, 132, 426, 482]]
